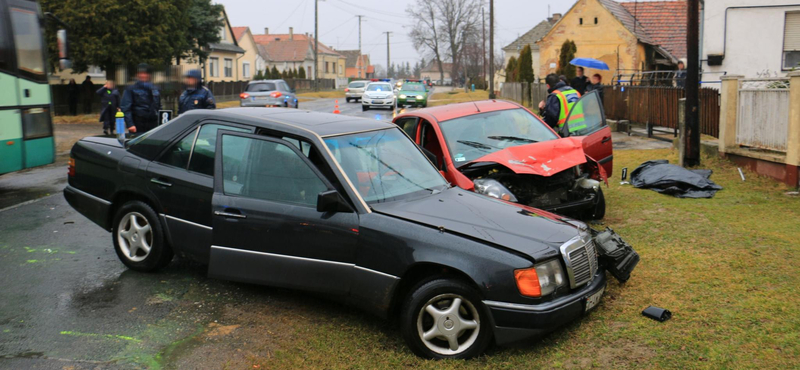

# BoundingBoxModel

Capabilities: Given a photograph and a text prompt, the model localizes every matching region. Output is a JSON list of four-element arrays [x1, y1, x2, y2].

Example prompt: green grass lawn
[[246, 148, 799, 370], [428, 90, 490, 107]]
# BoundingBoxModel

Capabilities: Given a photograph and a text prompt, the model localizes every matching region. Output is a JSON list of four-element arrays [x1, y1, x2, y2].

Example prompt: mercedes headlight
[[514, 259, 566, 297], [473, 179, 518, 202]]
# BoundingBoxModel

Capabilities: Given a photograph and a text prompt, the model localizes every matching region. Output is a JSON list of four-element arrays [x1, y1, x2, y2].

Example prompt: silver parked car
[[345, 80, 369, 103], [240, 79, 298, 108]]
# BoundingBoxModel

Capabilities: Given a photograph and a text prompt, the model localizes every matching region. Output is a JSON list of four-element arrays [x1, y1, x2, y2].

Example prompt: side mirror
[[57, 29, 71, 69], [419, 147, 441, 170], [317, 190, 353, 213]]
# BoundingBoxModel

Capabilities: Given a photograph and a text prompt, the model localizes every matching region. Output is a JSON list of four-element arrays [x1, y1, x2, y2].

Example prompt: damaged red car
[[393, 92, 612, 219]]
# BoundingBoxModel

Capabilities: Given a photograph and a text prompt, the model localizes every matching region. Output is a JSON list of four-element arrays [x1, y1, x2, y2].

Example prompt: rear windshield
[[246, 82, 276, 92], [349, 82, 365, 88]]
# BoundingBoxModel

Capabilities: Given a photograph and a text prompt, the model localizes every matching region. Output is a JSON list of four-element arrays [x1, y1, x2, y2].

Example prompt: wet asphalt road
[[0, 97, 426, 369]]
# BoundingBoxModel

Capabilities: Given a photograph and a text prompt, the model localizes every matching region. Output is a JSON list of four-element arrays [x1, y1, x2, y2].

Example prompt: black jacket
[[96, 87, 120, 123], [585, 83, 604, 103], [571, 75, 588, 95], [178, 84, 216, 115], [120, 81, 161, 127], [543, 81, 576, 130]]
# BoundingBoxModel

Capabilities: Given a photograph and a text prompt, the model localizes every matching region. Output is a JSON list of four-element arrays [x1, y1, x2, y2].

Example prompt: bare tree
[[407, 1, 446, 83], [435, 0, 481, 87]]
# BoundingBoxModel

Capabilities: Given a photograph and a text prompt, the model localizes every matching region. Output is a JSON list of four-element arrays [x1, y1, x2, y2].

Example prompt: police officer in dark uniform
[[120, 63, 161, 134], [178, 69, 216, 115], [96, 79, 120, 135]]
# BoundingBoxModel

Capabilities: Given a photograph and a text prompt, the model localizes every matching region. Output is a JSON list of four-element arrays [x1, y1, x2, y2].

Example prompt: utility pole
[[357, 15, 365, 78], [314, 0, 319, 91], [684, 0, 700, 166], [384, 31, 392, 79], [482, 7, 486, 81], [488, 0, 495, 99]]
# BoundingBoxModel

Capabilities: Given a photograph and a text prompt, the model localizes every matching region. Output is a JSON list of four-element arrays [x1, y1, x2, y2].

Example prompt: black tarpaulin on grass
[[630, 160, 723, 198]]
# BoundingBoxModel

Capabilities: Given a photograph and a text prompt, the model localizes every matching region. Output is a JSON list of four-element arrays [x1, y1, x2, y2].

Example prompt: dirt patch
[[204, 323, 240, 338]]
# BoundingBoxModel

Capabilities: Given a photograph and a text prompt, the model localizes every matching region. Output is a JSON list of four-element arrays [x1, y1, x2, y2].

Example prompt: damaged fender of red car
[[467, 137, 588, 176]]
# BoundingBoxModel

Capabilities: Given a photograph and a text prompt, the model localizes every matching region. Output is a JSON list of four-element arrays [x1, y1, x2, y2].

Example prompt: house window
[[243, 62, 251, 78], [579, 18, 583, 25], [783, 12, 800, 70], [219, 27, 226, 41], [307, 66, 311, 78], [209, 57, 219, 77], [594, 17, 598, 25], [325, 62, 329, 73], [224, 58, 233, 78]]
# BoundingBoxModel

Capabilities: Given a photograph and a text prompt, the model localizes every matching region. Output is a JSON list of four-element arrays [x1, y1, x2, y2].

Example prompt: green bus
[[0, 0, 59, 175]]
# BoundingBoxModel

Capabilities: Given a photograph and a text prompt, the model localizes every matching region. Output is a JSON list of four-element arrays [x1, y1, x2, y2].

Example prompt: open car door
[[560, 91, 613, 176]]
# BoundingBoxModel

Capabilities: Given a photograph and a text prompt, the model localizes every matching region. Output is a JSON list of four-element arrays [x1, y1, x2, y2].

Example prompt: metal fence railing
[[736, 78, 790, 152]]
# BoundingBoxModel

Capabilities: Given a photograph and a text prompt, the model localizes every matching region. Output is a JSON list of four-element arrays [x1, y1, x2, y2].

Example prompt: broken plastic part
[[642, 306, 672, 322], [593, 227, 639, 283]]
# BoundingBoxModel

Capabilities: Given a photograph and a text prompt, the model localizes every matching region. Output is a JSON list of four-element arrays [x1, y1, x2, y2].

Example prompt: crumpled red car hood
[[466, 137, 588, 176]]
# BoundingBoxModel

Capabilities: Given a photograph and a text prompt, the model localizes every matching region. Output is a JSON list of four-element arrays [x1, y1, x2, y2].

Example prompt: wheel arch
[[107, 190, 163, 231], [388, 262, 483, 318]]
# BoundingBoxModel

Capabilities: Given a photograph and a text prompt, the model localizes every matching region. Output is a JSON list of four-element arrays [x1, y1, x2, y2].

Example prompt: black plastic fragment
[[642, 306, 672, 322], [593, 227, 639, 283]]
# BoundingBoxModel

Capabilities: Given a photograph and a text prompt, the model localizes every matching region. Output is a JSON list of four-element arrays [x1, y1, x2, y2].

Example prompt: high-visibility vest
[[553, 88, 586, 133]]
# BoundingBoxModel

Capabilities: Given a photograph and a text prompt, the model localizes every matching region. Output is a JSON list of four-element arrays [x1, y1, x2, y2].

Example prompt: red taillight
[[68, 157, 75, 177], [345, 88, 350, 92], [240, 93, 250, 99], [270, 91, 282, 98]]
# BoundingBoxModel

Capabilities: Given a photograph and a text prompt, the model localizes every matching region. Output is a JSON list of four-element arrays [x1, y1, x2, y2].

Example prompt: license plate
[[373, 100, 383, 104], [585, 286, 604, 312]]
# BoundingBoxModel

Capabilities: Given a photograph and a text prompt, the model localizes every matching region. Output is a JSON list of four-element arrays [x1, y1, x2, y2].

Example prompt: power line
[[334, 0, 408, 19], [273, 1, 306, 31]]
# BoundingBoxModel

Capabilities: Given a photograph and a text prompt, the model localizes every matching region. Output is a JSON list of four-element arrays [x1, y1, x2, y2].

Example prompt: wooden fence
[[604, 85, 720, 138]]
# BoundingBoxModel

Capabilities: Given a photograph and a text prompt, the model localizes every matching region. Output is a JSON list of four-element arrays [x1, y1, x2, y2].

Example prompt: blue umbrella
[[569, 58, 610, 70]]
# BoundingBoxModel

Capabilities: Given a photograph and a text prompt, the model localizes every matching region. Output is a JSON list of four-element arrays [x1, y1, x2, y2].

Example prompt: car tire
[[346, 98, 351, 103], [283, 102, 289, 108], [401, 278, 492, 359], [362, 105, 368, 112], [112, 201, 173, 272], [586, 188, 606, 220], [295, 101, 299, 109]]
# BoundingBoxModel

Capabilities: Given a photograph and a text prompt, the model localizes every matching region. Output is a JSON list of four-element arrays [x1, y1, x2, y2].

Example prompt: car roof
[[182, 108, 395, 137], [407, 100, 522, 122], [248, 79, 284, 84]]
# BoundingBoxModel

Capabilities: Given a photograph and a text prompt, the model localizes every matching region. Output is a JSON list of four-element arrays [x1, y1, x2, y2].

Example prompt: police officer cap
[[185, 69, 202, 79], [137, 63, 152, 73]]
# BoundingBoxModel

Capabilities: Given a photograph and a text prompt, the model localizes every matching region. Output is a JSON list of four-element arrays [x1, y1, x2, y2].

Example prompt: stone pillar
[[786, 72, 800, 186], [718, 75, 743, 155]]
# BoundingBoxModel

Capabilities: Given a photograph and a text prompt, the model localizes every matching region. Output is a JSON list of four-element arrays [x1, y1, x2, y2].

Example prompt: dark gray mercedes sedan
[[64, 108, 637, 359]]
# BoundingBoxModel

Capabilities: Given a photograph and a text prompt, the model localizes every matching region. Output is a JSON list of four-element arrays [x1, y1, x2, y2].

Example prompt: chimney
[[289, 27, 294, 40], [264, 27, 269, 35], [549, 13, 562, 23]]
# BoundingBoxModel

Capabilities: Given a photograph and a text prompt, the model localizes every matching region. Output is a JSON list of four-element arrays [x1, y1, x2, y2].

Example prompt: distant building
[[253, 28, 346, 84], [232, 27, 266, 80], [538, 0, 686, 83], [339, 50, 375, 79], [500, 14, 560, 84], [420, 62, 453, 84], [181, 8, 245, 82], [702, 0, 800, 78]]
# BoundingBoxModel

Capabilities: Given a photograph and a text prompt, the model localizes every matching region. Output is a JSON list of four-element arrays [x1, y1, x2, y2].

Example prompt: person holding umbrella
[[571, 67, 588, 95]]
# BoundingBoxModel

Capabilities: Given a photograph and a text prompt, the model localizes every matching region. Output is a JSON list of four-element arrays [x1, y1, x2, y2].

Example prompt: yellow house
[[232, 27, 265, 80], [537, 0, 684, 84], [180, 9, 244, 82]]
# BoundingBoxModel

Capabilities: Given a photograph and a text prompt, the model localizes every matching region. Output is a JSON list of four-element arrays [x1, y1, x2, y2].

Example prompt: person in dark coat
[[571, 67, 589, 95], [81, 76, 94, 114], [178, 69, 216, 115], [675, 61, 687, 88], [120, 64, 161, 134], [96, 80, 120, 135], [538, 73, 580, 130], [67, 79, 78, 116], [585, 73, 604, 103]]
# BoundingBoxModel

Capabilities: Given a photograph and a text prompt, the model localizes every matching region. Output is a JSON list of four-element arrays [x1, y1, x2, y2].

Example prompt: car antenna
[[465, 89, 481, 113]]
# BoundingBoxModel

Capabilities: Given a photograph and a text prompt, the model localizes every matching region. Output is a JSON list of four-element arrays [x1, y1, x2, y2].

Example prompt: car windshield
[[246, 82, 276, 92], [366, 83, 392, 92], [324, 128, 448, 204], [349, 82, 365, 88], [403, 84, 425, 92], [439, 108, 560, 166]]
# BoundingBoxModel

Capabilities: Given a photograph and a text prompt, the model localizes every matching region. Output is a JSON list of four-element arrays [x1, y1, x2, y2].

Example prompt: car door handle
[[150, 178, 172, 187], [602, 136, 611, 143], [214, 210, 247, 219]]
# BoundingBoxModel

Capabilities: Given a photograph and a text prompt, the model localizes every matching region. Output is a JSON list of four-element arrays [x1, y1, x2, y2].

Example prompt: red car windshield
[[438, 108, 559, 166]]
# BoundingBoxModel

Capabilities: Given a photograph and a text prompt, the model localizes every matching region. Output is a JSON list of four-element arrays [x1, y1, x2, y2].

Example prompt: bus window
[[0, 6, 8, 73], [10, 7, 46, 81]]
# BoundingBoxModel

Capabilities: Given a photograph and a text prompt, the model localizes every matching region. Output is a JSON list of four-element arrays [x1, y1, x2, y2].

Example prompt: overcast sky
[[218, 0, 576, 69]]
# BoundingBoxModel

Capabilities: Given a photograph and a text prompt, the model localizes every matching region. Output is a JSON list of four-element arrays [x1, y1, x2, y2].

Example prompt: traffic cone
[[333, 100, 341, 114]]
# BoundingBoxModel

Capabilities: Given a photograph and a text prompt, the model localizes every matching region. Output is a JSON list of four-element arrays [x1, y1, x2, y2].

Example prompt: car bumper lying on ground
[[485, 270, 607, 345]]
